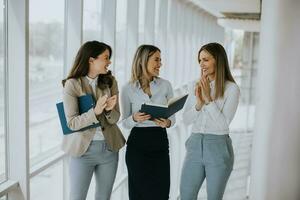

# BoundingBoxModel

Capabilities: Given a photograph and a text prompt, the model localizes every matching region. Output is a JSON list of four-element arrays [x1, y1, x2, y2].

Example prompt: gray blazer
[[62, 76, 125, 157]]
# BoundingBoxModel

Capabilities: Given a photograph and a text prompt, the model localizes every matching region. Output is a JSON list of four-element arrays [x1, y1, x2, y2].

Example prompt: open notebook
[[140, 94, 188, 119]]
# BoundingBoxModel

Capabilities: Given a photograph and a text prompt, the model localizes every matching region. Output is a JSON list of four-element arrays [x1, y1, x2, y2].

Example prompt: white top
[[86, 75, 105, 141], [182, 80, 240, 135], [121, 77, 176, 130]]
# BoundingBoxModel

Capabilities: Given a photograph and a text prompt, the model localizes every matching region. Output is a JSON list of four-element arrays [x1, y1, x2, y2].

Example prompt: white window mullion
[[197, 10, 204, 77], [206, 16, 212, 42], [192, 8, 199, 81], [155, 0, 168, 78], [125, 0, 139, 81], [166, 0, 178, 87], [202, 13, 209, 44], [144, 0, 155, 44], [64, 0, 83, 74], [183, 3, 191, 85], [210, 16, 215, 42], [185, 5, 194, 84], [177, 2, 185, 86], [102, 0, 116, 68], [63, 1, 83, 199], [7, 0, 29, 199]]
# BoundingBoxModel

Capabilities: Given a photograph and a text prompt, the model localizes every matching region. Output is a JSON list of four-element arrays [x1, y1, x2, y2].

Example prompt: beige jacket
[[61, 76, 125, 157]]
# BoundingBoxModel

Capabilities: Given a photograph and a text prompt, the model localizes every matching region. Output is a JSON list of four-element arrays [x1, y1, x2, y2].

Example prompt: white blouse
[[120, 77, 176, 130], [182, 80, 240, 135], [86, 76, 104, 140]]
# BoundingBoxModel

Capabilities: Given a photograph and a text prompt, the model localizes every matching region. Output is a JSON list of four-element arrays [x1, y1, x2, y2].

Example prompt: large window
[[0, 0, 6, 184], [225, 30, 257, 132], [29, 0, 64, 166], [82, 0, 103, 43]]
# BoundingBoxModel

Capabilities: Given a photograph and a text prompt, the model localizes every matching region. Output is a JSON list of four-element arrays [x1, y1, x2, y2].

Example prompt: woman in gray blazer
[[61, 41, 125, 200]]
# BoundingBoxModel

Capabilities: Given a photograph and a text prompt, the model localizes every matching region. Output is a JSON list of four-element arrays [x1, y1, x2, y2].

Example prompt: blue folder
[[56, 94, 100, 135]]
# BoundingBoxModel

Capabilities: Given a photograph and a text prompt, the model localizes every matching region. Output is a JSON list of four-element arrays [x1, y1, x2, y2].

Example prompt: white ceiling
[[188, 0, 261, 17], [187, 0, 261, 31]]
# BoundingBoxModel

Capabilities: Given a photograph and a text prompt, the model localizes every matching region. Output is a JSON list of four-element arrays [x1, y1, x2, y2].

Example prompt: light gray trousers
[[180, 133, 234, 200], [69, 141, 118, 200]]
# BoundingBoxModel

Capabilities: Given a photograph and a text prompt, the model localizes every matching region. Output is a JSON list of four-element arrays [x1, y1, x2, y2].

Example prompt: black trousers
[[126, 127, 170, 200]]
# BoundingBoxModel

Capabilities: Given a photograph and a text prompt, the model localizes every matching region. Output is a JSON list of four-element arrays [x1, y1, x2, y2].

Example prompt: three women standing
[[121, 45, 175, 200], [180, 42, 240, 200], [61, 41, 238, 200]]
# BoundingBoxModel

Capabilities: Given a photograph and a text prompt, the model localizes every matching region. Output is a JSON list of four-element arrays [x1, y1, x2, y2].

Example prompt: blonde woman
[[121, 45, 175, 200], [180, 43, 240, 200]]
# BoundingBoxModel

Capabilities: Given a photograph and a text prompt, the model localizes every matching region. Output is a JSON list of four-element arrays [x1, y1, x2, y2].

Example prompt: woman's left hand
[[153, 118, 171, 128], [105, 95, 117, 111], [200, 76, 212, 104]]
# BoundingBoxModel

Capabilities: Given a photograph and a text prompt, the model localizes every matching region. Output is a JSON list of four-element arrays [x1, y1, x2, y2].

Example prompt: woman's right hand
[[195, 82, 204, 110], [94, 95, 108, 115], [132, 112, 151, 122]]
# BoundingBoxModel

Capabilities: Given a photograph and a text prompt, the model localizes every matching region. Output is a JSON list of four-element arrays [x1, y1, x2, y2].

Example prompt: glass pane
[[0, 0, 6, 184], [29, 0, 64, 166], [82, 0, 103, 43], [0, 195, 7, 200], [115, 0, 127, 87], [30, 161, 63, 200], [225, 30, 256, 132]]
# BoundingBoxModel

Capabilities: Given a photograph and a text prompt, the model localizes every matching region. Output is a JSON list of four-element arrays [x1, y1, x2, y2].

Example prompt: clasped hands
[[195, 74, 212, 110], [94, 94, 117, 115], [132, 112, 171, 128]]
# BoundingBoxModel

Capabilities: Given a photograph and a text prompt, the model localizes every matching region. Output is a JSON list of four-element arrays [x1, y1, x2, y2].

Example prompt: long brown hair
[[130, 45, 160, 91], [198, 42, 236, 99], [62, 41, 113, 89]]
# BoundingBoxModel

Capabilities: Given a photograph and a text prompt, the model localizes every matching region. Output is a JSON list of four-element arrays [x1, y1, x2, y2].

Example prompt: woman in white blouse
[[121, 45, 175, 200], [180, 42, 240, 200]]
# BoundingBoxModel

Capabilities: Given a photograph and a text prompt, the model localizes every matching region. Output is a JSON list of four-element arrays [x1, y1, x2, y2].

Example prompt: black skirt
[[126, 126, 170, 200]]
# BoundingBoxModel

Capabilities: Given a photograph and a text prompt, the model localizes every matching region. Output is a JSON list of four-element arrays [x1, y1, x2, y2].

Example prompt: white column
[[125, 0, 139, 81], [166, 0, 178, 87], [7, 0, 29, 199], [102, 0, 116, 55], [184, 4, 193, 84], [155, 0, 168, 78], [63, 2, 83, 199], [191, 7, 199, 81], [250, 0, 300, 199], [144, 0, 155, 44], [64, 0, 83, 74]]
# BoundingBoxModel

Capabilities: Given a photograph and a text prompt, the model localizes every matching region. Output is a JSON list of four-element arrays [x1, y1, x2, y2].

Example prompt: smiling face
[[199, 50, 216, 79], [89, 49, 111, 76], [146, 50, 161, 78]]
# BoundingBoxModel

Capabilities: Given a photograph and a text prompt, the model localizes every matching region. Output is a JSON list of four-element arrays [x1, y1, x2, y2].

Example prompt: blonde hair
[[198, 42, 236, 99], [130, 45, 160, 91]]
